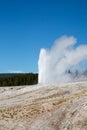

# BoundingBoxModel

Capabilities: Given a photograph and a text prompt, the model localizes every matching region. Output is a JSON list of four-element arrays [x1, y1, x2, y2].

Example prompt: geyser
[[38, 36, 87, 84]]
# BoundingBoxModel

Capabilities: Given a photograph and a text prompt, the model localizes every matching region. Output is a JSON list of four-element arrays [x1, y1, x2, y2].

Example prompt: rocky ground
[[0, 81, 87, 130]]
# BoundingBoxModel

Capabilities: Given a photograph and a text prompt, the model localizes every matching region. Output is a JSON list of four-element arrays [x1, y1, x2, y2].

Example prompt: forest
[[0, 73, 38, 86], [0, 70, 87, 87]]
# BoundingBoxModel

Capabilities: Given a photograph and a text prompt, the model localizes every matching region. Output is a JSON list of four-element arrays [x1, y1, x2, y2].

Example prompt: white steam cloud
[[38, 36, 87, 84]]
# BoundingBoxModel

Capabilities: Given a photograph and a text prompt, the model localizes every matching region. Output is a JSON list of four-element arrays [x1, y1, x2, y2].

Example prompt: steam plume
[[38, 36, 87, 84]]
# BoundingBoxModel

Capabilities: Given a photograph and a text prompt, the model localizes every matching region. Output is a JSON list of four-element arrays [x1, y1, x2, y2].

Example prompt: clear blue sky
[[0, 0, 87, 73]]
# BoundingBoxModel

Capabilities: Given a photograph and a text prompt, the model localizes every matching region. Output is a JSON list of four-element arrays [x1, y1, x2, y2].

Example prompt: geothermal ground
[[0, 82, 87, 130]]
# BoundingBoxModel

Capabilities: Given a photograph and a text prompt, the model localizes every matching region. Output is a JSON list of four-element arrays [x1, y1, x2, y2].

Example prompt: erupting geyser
[[38, 36, 87, 84]]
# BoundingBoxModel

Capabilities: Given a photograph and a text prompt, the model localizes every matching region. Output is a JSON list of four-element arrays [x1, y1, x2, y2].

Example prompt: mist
[[38, 36, 87, 84]]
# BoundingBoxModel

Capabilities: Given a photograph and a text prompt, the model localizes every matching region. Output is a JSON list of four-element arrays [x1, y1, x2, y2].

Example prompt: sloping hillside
[[0, 82, 87, 130]]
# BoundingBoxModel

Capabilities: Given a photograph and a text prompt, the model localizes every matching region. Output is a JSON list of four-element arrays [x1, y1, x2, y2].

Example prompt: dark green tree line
[[0, 73, 38, 86]]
